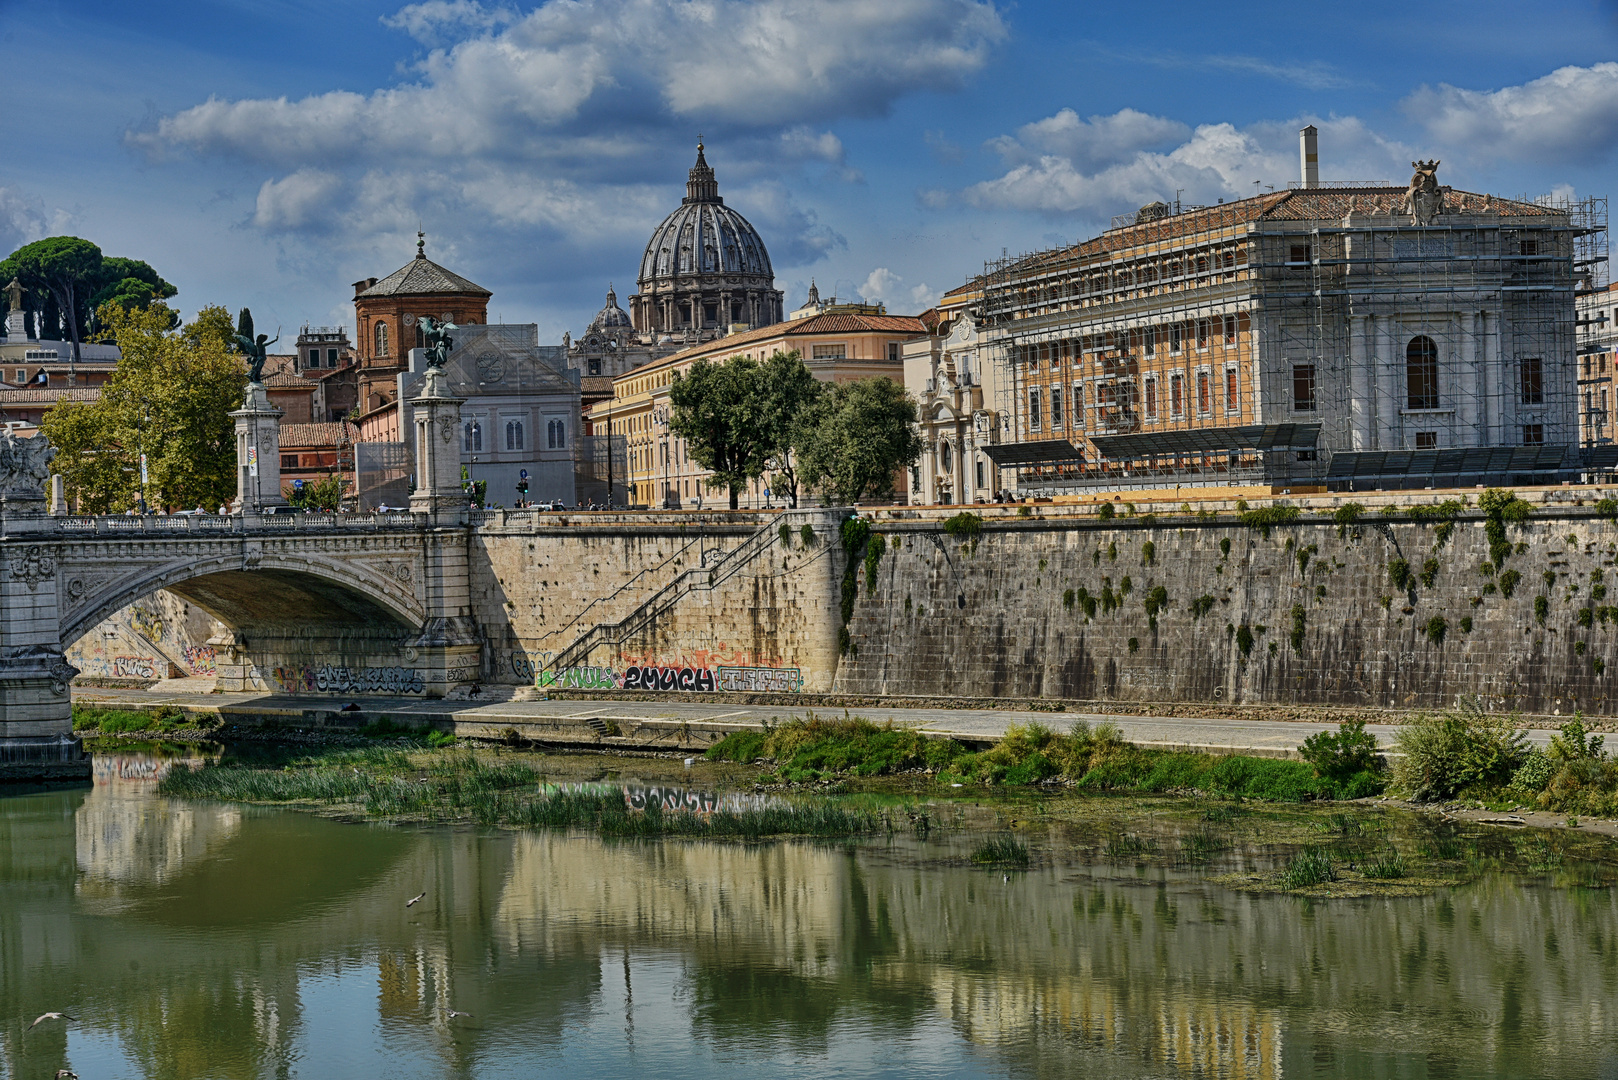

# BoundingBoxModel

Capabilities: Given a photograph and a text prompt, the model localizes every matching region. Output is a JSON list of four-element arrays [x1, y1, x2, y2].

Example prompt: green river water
[[2, 747, 1617, 1079]]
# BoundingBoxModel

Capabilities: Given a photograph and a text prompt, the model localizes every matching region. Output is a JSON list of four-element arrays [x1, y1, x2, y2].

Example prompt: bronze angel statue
[[232, 308, 277, 384], [419, 315, 457, 371]]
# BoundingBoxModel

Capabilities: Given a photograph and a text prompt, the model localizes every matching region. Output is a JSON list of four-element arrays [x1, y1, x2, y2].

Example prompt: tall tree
[[0, 237, 102, 374], [89, 257, 178, 332], [42, 303, 246, 513], [669, 356, 769, 510], [798, 377, 923, 506], [755, 350, 824, 509]]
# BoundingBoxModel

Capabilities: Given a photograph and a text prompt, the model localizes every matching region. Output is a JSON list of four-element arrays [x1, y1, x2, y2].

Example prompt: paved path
[[76, 687, 1566, 756]]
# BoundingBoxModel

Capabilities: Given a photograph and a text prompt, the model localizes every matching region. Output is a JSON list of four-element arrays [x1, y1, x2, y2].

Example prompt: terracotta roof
[[358, 255, 491, 299], [263, 370, 316, 389], [279, 421, 356, 448], [623, 312, 928, 378], [0, 387, 101, 404]]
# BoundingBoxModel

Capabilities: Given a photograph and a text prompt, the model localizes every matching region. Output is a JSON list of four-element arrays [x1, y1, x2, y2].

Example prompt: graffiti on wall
[[75, 655, 163, 680], [537, 662, 801, 693], [129, 605, 165, 644], [270, 665, 426, 695], [181, 644, 217, 675]]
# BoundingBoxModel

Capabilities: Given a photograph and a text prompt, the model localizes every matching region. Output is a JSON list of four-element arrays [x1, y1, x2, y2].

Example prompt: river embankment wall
[[834, 498, 1618, 716]]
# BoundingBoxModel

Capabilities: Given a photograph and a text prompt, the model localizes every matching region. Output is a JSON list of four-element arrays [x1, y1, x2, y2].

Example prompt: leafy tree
[[88, 257, 177, 331], [669, 356, 771, 509], [756, 350, 825, 509], [798, 376, 922, 506], [42, 303, 245, 512], [286, 473, 348, 511], [1, 237, 101, 370]]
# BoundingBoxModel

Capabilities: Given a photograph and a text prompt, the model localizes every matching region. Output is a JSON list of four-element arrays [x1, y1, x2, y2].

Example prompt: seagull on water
[[445, 1009, 472, 1019], [56, 1070, 79, 1079], [29, 1012, 76, 1029], [407, 892, 426, 907]]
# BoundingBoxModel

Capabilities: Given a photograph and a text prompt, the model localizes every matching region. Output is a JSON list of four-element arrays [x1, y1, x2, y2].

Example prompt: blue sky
[[5, 0, 1618, 343]]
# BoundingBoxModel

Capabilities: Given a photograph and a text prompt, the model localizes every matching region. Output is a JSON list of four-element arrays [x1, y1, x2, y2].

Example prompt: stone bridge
[[1, 367, 477, 778]]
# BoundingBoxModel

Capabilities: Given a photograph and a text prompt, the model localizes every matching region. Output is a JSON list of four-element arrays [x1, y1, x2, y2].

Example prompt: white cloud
[[0, 187, 49, 256], [963, 110, 1411, 217], [254, 169, 347, 231], [1405, 62, 1618, 165], [857, 266, 936, 312], [133, 0, 1004, 165], [987, 108, 1188, 171], [779, 127, 845, 164], [381, 0, 516, 45]]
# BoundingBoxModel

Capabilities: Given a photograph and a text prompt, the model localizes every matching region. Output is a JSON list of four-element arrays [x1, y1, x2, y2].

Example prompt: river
[[2, 749, 1617, 1079]]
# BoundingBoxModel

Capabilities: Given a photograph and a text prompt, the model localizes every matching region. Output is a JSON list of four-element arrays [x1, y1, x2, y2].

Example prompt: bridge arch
[[60, 550, 424, 648]]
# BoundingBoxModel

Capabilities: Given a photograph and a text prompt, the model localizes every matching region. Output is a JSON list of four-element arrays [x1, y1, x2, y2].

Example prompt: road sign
[[519, 469, 528, 479], [293, 479, 304, 489]]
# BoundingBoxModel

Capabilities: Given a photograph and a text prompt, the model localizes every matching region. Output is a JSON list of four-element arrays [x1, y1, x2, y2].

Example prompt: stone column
[[1482, 310, 1501, 445], [0, 433, 87, 781], [407, 369, 466, 523], [1375, 316, 1400, 449], [1459, 312, 1480, 444], [229, 382, 286, 514], [1349, 315, 1371, 449]]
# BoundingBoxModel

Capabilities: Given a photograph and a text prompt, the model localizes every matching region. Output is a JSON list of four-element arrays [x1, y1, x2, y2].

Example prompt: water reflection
[[1, 756, 1616, 1078]]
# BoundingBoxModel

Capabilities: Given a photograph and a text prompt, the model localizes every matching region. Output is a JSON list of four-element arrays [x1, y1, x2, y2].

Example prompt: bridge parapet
[[22, 512, 439, 537]]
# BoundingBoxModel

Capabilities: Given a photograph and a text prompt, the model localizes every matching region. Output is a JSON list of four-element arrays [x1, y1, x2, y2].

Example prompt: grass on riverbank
[[74, 704, 203, 736], [705, 715, 1383, 801], [157, 747, 886, 838]]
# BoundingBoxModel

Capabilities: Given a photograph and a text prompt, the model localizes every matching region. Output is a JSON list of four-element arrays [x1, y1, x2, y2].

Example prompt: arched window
[[505, 420, 523, 450], [940, 440, 952, 471], [548, 419, 566, 449], [463, 421, 482, 452], [374, 321, 389, 357], [1407, 335, 1439, 410]]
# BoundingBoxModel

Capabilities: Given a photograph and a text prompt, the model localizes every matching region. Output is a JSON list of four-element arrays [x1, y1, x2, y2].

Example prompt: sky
[[5, 0, 1618, 344]]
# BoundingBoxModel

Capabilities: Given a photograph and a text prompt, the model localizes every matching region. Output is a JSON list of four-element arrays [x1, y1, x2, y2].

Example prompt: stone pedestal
[[408, 369, 466, 523], [230, 383, 286, 514]]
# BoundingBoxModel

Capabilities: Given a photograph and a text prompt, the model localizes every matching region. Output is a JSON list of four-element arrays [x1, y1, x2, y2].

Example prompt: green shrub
[[1235, 624, 1255, 658], [1098, 502, 1115, 521], [1362, 846, 1407, 879], [1190, 595, 1216, 619], [1393, 705, 1529, 801], [1333, 502, 1364, 527], [1299, 719, 1382, 783], [1219, 537, 1231, 557], [1459, 616, 1473, 633], [1480, 488, 1531, 567], [942, 512, 982, 552], [1420, 557, 1440, 589], [1534, 595, 1549, 626], [1426, 615, 1448, 645], [1289, 604, 1307, 653], [801, 523, 816, 547], [779, 521, 793, 547], [863, 533, 887, 590], [1017, 505, 1032, 518], [1507, 748, 1556, 794], [1498, 569, 1521, 598], [1142, 540, 1156, 565], [1062, 588, 1076, 610], [1128, 637, 1139, 653], [1388, 558, 1412, 591], [1143, 585, 1169, 627]]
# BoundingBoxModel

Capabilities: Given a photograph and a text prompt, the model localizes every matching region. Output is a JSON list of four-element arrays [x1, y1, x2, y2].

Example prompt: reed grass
[[1279, 847, 1335, 889], [970, 834, 1030, 867]]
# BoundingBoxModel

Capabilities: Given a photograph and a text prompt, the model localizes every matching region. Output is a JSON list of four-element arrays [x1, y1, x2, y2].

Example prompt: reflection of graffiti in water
[[181, 644, 217, 675], [547, 782, 780, 815], [271, 665, 426, 695]]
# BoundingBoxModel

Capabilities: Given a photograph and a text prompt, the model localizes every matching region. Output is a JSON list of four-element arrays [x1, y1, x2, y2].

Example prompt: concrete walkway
[[75, 686, 1567, 757]]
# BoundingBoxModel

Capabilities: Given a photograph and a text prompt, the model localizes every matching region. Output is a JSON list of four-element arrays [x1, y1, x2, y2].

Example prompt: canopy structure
[[1089, 423, 1320, 460], [1325, 445, 1573, 489], [980, 439, 1085, 467]]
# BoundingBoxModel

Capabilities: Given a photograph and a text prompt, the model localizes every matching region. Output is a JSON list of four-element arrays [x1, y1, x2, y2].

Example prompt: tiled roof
[[279, 421, 356, 448], [623, 312, 929, 377], [358, 255, 491, 298], [0, 387, 101, 404], [263, 371, 316, 389]]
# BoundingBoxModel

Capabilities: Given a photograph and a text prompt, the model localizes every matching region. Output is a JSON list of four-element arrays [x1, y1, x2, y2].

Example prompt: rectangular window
[[1144, 377, 1158, 421], [1289, 243, 1311, 264], [1144, 327, 1155, 356], [1520, 358, 1544, 405], [1224, 315, 1237, 345], [811, 344, 846, 359], [1028, 388, 1042, 431], [281, 455, 299, 470], [10, 369, 21, 383], [1197, 371, 1212, 415], [976, 459, 984, 490], [1196, 320, 1209, 350], [887, 342, 900, 362], [328, 348, 339, 365], [1051, 386, 1064, 427], [1170, 374, 1184, 418], [1523, 423, 1545, 445], [1170, 325, 1183, 353], [1224, 366, 1240, 414], [1293, 363, 1317, 411], [1520, 239, 1538, 256], [1416, 431, 1439, 449], [308, 349, 319, 367], [1075, 383, 1085, 428]]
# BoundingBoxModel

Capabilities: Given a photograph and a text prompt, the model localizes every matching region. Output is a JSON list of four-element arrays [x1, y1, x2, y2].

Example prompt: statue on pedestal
[[419, 315, 457, 371], [232, 307, 278, 385], [1403, 160, 1445, 227]]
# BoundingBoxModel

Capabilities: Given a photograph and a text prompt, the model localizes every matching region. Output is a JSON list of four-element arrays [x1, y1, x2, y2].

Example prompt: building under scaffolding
[[908, 128, 1606, 500]]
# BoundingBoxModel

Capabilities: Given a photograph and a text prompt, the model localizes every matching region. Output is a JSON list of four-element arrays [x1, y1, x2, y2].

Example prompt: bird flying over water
[[407, 892, 426, 907], [29, 1012, 76, 1029]]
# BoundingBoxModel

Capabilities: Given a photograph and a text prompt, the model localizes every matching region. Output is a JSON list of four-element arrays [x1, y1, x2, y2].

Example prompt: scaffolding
[[966, 185, 1599, 495]]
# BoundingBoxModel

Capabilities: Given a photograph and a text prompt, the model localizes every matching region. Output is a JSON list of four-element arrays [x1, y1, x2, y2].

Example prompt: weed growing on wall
[[1098, 502, 1115, 521], [800, 523, 816, 547], [1460, 616, 1473, 632], [1426, 615, 1448, 645], [1190, 595, 1216, 619], [1388, 558, 1412, 591], [1239, 505, 1299, 538], [1420, 557, 1440, 589], [1075, 587, 1098, 619], [1108, 540, 1118, 561], [1235, 624, 1255, 658], [942, 511, 982, 554], [1535, 595, 1549, 626], [1128, 637, 1139, 653], [1119, 575, 1133, 597], [863, 533, 887, 591], [1289, 605, 1307, 653], [1143, 585, 1169, 629], [1333, 502, 1364, 538], [1479, 488, 1532, 568], [1062, 588, 1076, 610], [1219, 537, 1231, 557], [1297, 543, 1318, 576], [1499, 569, 1522, 598], [1142, 540, 1156, 566], [838, 517, 872, 655], [778, 521, 793, 548]]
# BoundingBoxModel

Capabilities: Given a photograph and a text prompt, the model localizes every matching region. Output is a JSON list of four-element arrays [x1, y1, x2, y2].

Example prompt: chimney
[[1299, 125, 1319, 189]]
